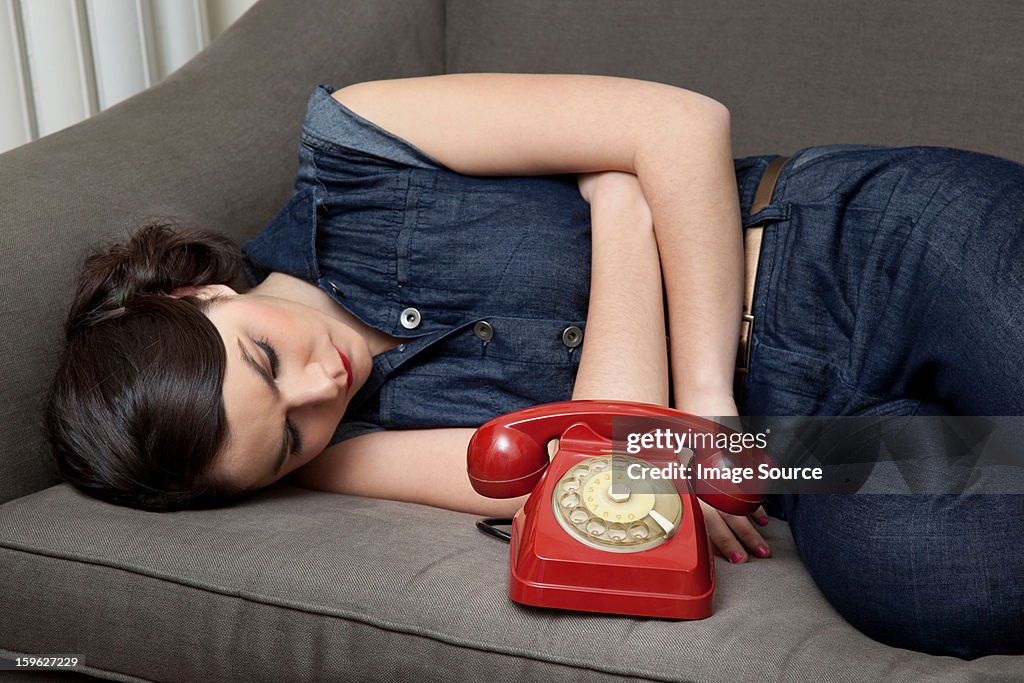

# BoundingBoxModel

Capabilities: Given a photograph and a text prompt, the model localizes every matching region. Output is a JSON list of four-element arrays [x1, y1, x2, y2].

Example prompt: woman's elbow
[[647, 90, 731, 152], [688, 94, 731, 134]]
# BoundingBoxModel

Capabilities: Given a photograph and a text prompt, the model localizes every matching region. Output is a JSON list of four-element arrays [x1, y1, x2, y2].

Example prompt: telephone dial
[[467, 400, 771, 619]]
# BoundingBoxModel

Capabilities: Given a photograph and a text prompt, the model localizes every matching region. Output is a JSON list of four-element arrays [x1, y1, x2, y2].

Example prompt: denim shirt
[[241, 85, 592, 444]]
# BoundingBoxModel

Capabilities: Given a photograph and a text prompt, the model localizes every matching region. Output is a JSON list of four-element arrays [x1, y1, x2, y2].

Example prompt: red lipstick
[[336, 347, 353, 390]]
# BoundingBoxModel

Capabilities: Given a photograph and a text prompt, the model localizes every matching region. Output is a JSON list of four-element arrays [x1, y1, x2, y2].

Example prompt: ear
[[170, 284, 237, 300]]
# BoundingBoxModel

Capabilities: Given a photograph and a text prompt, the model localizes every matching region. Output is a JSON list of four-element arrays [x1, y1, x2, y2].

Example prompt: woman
[[45, 74, 1023, 658]]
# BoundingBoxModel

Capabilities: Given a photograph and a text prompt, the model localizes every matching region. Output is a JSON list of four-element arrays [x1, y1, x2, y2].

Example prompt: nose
[[281, 362, 341, 408]]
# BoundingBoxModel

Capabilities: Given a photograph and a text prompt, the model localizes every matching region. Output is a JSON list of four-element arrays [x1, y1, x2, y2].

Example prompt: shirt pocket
[[406, 172, 591, 314]]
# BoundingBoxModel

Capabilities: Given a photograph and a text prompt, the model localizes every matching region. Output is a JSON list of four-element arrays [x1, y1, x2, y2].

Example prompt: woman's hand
[[680, 393, 773, 562], [702, 501, 772, 563]]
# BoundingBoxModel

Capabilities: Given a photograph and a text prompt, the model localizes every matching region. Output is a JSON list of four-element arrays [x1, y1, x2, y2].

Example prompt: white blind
[[0, 0, 255, 154], [0, 0, 34, 151], [86, 0, 153, 109], [150, 0, 209, 80], [19, 0, 97, 138]]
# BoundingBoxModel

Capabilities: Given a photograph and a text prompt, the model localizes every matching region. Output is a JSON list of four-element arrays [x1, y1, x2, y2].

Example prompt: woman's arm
[[573, 172, 770, 562], [285, 428, 530, 517], [333, 74, 741, 414], [572, 171, 667, 403]]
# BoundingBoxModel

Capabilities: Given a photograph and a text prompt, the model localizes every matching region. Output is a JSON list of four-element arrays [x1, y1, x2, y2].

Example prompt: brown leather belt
[[735, 155, 790, 403]]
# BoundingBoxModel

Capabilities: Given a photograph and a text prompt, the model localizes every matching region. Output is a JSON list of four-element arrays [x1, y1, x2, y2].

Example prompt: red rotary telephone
[[467, 400, 770, 619]]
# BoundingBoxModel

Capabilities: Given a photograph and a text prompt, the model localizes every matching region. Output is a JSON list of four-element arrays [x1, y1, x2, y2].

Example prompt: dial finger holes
[[554, 455, 681, 552], [629, 523, 649, 540], [560, 479, 580, 494], [569, 508, 589, 524]]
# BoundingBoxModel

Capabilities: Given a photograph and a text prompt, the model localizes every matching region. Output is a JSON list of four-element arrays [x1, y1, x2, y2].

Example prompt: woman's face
[[191, 286, 373, 491]]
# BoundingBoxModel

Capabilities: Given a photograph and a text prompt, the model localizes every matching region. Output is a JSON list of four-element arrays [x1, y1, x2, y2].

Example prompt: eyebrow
[[237, 337, 290, 475]]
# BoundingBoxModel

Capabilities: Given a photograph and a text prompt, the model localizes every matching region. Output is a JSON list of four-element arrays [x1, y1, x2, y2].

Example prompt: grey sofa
[[1, 1, 1022, 681]]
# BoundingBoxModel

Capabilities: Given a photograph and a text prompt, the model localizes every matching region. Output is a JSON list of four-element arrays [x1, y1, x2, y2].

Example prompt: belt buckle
[[736, 313, 754, 374], [734, 312, 754, 405]]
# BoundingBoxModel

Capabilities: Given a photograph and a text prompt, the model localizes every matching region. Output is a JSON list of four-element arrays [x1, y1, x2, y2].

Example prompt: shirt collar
[[241, 185, 321, 286]]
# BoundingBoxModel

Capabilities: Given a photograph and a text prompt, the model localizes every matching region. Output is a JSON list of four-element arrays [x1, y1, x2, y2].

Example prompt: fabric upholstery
[[4, 484, 1022, 682], [445, 0, 1024, 161]]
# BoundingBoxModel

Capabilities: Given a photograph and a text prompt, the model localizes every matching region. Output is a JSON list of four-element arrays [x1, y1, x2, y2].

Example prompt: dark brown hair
[[44, 223, 254, 512]]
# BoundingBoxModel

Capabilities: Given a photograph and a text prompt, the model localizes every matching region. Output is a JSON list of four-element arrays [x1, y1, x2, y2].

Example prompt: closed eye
[[254, 336, 303, 457], [255, 336, 280, 377]]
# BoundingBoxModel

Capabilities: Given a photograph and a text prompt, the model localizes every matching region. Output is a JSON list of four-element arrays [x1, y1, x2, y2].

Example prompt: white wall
[[0, 0, 257, 154]]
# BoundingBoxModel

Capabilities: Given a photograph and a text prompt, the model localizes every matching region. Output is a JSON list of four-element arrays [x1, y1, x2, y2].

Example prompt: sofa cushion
[[445, 0, 1024, 164], [1, 484, 1019, 681]]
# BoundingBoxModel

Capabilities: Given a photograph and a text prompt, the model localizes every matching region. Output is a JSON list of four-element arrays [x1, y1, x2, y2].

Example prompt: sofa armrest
[[0, 0, 445, 504]]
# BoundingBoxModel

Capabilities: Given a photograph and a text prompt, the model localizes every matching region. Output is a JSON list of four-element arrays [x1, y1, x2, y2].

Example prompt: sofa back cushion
[[446, 0, 1024, 161]]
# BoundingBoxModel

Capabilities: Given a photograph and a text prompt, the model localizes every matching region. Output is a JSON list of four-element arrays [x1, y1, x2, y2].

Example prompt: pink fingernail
[[754, 545, 770, 558], [729, 552, 744, 563], [756, 516, 770, 526]]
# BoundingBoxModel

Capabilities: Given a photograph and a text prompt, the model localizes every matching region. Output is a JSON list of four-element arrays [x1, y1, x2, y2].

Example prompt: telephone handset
[[467, 400, 771, 619]]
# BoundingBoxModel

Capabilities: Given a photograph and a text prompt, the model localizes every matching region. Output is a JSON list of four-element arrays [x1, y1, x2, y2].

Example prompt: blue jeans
[[734, 145, 1024, 658]]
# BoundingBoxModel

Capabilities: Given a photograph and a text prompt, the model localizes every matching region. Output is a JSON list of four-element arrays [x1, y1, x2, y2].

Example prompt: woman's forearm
[[633, 106, 742, 415], [572, 174, 668, 404]]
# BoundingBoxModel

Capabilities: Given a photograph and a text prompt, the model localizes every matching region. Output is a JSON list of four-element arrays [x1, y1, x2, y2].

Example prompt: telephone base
[[507, 492, 716, 620], [509, 570, 714, 620]]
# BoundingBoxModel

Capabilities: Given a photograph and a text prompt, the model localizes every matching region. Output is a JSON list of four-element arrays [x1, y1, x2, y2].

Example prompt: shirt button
[[561, 325, 583, 348], [400, 307, 421, 329], [473, 320, 494, 342]]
